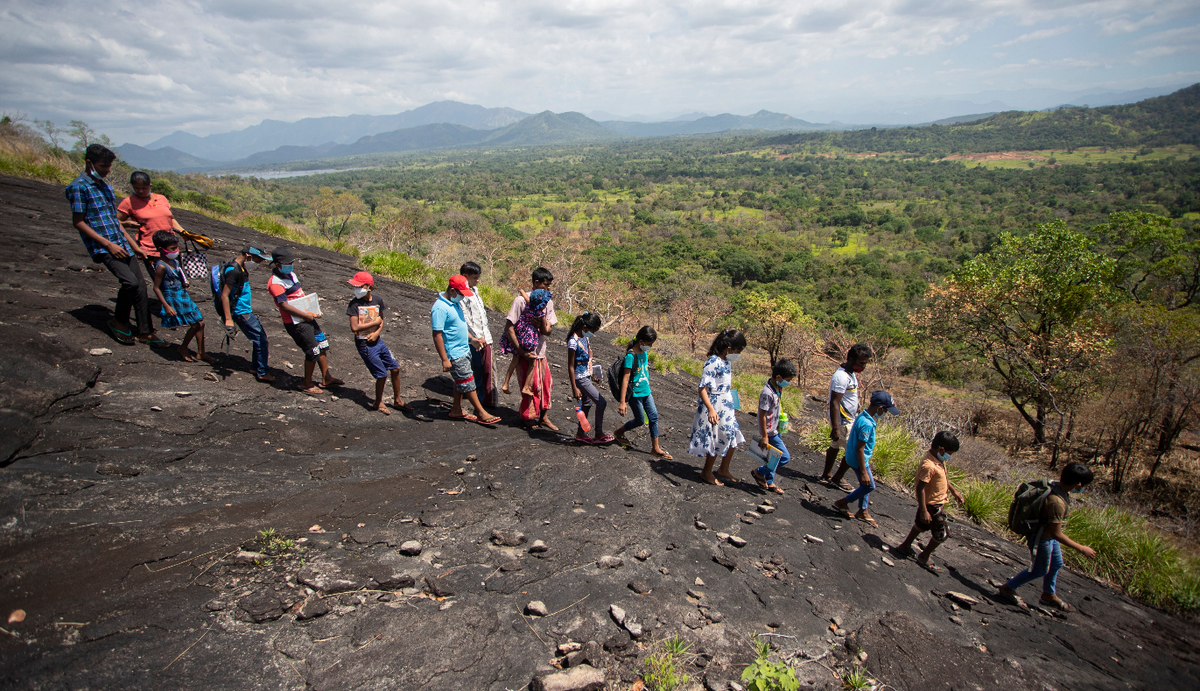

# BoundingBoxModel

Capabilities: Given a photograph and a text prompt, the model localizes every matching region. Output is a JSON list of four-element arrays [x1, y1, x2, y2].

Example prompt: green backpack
[[1007, 479, 1055, 543]]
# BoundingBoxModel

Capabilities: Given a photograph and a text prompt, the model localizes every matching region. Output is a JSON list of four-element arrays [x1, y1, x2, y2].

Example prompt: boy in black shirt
[[346, 272, 409, 415]]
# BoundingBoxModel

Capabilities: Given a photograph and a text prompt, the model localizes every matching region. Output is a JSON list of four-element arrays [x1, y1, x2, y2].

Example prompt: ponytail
[[706, 328, 747, 357], [630, 325, 657, 349], [569, 312, 601, 335]]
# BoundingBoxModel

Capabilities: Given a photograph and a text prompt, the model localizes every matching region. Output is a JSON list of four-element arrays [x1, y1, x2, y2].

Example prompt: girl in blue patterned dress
[[151, 231, 212, 363], [689, 329, 747, 486]]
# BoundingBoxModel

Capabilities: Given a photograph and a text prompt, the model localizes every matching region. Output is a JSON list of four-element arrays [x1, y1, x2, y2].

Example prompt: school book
[[287, 293, 321, 318], [746, 441, 784, 472]]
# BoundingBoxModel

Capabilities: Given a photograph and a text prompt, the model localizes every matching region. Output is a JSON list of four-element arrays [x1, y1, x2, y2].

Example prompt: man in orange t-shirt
[[117, 171, 187, 273]]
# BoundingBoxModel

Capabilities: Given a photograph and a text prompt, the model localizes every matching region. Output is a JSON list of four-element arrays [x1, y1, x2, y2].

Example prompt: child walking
[[499, 288, 550, 395], [996, 462, 1097, 612], [267, 246, 343, 395], [614, 326, 671, 458], [750, 358, 797, 495], [833, 391, 901, 526], [151, 230, 212, 363], [567, 313, 614, 444], [896, 431, 965, 572], [688, 329, 747, 485], [346, 271, 410, 415]]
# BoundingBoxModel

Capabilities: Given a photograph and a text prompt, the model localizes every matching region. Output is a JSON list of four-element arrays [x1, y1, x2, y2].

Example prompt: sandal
[[321, 377, 345, 388], [765, 483, 784, 495], [592, 433, 616, 444], [652, 450, 674, 460], [996, 586, 1028, 610], [475, 414, 501, 426], [916, 558, 941, 574], [448, 412, 478, 422], [855, 511, 879, 528], [575, 434, 596, 444], [751, 469, 771, 489], [835, 481, 854, 491], [108, 320, 135, 345]]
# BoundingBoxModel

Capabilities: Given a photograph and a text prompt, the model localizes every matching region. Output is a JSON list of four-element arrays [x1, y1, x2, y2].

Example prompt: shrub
[[361, 250, 448, 292]]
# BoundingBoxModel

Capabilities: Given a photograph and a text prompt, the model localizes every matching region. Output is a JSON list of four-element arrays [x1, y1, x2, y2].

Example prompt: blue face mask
[[278, 264, 293, 275], [1070, 486, 1084, 494], [777, 379, 790, 388], [936, 452, 951, 462], [449, 294, 462, 305], [582, 331, 593, 338]]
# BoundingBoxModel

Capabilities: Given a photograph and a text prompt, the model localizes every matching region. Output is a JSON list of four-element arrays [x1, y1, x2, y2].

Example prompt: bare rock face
[[297, 563, 359, 594], [531, 664, 606, 691]]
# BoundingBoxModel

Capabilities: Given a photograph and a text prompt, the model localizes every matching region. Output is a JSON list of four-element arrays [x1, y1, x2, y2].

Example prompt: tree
[[329, 191, 366, 241], [1094, 211, 1200, 310], [738, 291, 818, 368], [34, 119, 64, 150], [308, 188, 337, 238], [658, 270, 734, 354], [68, 120, 110, 153], [911, 220, 1116, 445]]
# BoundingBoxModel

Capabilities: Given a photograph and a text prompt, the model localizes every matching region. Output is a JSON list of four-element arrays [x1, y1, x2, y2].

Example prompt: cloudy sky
[[2, 0, 1198, 145]]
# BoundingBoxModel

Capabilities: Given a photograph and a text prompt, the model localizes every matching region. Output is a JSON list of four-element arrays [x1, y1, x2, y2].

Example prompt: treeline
[[766, 84, 1200, 154]]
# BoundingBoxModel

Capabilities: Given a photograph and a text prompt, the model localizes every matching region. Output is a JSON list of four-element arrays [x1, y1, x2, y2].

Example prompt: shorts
[[915, 504, 949, 543], [450, 355, 476, 393], [284, 320, 330, 362], [830, 421, 854, 450], [356, 338, 399, 380]]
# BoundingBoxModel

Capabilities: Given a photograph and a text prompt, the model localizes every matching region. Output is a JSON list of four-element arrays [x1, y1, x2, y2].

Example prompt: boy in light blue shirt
[[833, 391, 900, 527], [431, 275, 499, 425]]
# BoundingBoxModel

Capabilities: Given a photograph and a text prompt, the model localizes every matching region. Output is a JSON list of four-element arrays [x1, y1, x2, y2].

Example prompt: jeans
[[99, 253, 152, 335], [575, 376, 607, 436], [755, 433, 791, 484], [233, 313, 270, 377], [1006, 539, 1064, 595], [843, 464, 875, 510], [621, 393, 659, 439]]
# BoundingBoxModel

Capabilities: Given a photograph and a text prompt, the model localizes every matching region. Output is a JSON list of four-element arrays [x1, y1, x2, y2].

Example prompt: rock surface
[[0, 174, 1197, 690]]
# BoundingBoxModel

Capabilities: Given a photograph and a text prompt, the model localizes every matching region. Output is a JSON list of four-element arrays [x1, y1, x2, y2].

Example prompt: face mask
[[1070, 487, 1084, 494], [936, 452, 951, 462], [353, 286, 369, 299], [243, 260, 255, 270], [164, 250, 180, 260], [778, 379, 790, 388], [278, 264, 293, 275], [726, 353, 740, 364], [449, 294, 462, 304], [851, 364, 865, 373], [88, 163, 106, 179], [582, 331, 593, 338]]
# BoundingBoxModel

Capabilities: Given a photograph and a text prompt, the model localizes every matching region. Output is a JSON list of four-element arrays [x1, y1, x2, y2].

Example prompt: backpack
[[607, 349, 633, 403], [210, 262, 240, 316], [1007, 480, 1055, 543]]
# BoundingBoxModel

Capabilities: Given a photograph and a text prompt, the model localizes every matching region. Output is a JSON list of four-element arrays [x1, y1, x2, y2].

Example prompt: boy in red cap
[[431, 275, 501, 425], [346, 271, 409, 415]]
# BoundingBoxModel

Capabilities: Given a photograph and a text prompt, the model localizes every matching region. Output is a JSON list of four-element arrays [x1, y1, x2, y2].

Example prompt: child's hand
[[442, 358, 452, 372], [1079, 545, 1097, 559], [758, 437, 769, 450], [519, 289, 530, 301], [708, 409, 719, 426], [165, 306, 177, 318], [618, 402, 627, 416]]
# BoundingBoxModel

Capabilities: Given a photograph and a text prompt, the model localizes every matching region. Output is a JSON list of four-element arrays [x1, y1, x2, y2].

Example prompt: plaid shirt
[[65, 171, 130, 260]]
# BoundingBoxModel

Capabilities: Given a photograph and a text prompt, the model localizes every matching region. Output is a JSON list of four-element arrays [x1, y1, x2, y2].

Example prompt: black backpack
[[1007, 479, 1058, 543], [607, 349, 633, 402]]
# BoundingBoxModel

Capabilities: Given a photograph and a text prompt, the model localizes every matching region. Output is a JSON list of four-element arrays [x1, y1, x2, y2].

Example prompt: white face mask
[[353, 286, 369, 299], [726, 352, 740, 364]]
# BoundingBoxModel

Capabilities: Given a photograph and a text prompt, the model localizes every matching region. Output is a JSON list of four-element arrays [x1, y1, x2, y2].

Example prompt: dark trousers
[[233, 313, 270, 377], [100, 253, 152, 335], [470, 343, 498, 407]]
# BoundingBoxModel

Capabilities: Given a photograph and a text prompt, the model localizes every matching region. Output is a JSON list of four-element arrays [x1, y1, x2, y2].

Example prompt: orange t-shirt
[[117, 193, 175, 257]]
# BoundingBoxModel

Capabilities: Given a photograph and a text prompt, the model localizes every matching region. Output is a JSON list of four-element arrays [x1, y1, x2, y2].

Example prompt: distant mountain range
[[115, 83, 1196, 174], [116, 107, 831, 172]]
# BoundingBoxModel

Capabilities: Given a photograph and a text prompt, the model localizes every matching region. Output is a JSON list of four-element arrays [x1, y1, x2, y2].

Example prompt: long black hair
[[707, 328, 747, 357], [629, 325, 657, 350], [569, 312, 601, 335]]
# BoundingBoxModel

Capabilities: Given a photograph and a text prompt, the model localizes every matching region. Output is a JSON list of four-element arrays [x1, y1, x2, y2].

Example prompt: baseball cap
[[870, 391, 900, 415], [447, 274, 474, 297], [271, 246, 295, 264], [347, 271, 374, 287], [243, 245, 268, 260]]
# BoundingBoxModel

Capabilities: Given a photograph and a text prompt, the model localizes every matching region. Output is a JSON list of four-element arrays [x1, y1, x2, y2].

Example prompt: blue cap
[[870, 390, 900, 415]]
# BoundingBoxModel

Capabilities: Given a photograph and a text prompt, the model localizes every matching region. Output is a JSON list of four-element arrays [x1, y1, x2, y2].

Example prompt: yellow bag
[[178, 228, 215, 249]]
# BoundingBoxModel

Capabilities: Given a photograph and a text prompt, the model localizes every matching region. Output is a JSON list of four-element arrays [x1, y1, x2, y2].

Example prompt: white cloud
[[0, 0, 1196, 143]]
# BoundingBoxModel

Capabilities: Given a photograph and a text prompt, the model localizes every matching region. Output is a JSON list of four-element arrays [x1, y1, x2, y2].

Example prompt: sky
[[2, 0, 1198, 145]]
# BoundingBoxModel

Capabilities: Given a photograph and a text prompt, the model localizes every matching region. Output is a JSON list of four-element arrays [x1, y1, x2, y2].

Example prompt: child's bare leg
[[177, 323, 201, 361], [303, 360, 317, 389], [502, 357, 518, 394], [389, 369, 405, 407], [451, 391, 464, 417], [465, 390, 493, 420], [317, 354, 343, 387], [701, 455, 723, 485], [195, 322, 215, 362], [715, 447, 739, 483], [373, 378, 390, 414], [520, 360, 537, 396]]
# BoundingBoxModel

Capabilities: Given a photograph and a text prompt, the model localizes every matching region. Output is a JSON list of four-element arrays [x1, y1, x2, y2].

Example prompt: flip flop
[[475, 414, 501, 426], [765, 484, 784, 495], [321, 378, 346, 388], [143, 336, 169, 347], [836, 481, 854, 491], [593, 433, 616, 444], [448, 412, 478, 422], [390, 401, 414, 412], [575, 434, 596, 444], [750, 469, 771, 489], [108, 321, 135, 345], [652, 451, 674, 460], [856, 512, 880, 528], [916, 558, 941, 574]]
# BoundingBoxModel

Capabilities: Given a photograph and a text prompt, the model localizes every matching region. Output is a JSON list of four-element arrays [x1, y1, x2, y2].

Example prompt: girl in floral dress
[[688, 329, 747, 486]]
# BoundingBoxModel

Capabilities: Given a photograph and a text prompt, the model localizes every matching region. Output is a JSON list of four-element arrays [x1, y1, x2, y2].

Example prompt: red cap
[[347, 271, 374, 287], [448, 274, 474, 297]]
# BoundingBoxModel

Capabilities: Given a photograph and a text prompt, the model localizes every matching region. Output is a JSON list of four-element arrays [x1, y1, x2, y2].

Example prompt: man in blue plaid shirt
[[66, 144, 159, 345]]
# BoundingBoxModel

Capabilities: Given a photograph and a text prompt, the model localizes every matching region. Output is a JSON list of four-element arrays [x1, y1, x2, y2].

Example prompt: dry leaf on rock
[[8, 609, 25, 624]]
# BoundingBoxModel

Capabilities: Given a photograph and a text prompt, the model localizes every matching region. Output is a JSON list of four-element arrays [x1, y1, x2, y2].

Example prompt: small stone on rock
[[634, 549, 651, 561], [857, 651, 869, 662], [804, 534, 824, 544], [529, 540, 548, 553], [950, 615, 963, 625], [398, 540, 422, 556], [149, 406, 162, 412], [727, 535, 747, 548], [694, 521, 709, 530], [756, 504, 776, 514], [625, 621, 644, 638], [526, 600, 549, 617], [610, 604, 626, 625], [628, 580, 651, 595], [454, 467, 465, 474], [687, 589, 704, 599], [716, 532, 730, 541], [466, 454, 478, 462], [491, 528, 527, 546], [768, 620, 782, 628], [707, 611, 725, 623], [88, 348, 112, 356], [597, 556, 623, 569], [882, 556, 895, 566], [695, 577, 705, 587]]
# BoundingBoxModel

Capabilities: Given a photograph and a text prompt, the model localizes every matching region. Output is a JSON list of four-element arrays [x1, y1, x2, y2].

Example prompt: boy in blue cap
[[833, 390, 900, 527], [218, 245, 273, 382]]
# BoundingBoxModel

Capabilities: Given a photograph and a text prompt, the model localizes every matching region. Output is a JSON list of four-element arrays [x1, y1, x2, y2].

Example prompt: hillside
[[766, 83, 1200, 154], [142, 101, 530, 161], [601, 110, 829, 136], [1, 173, 1198, 689]]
